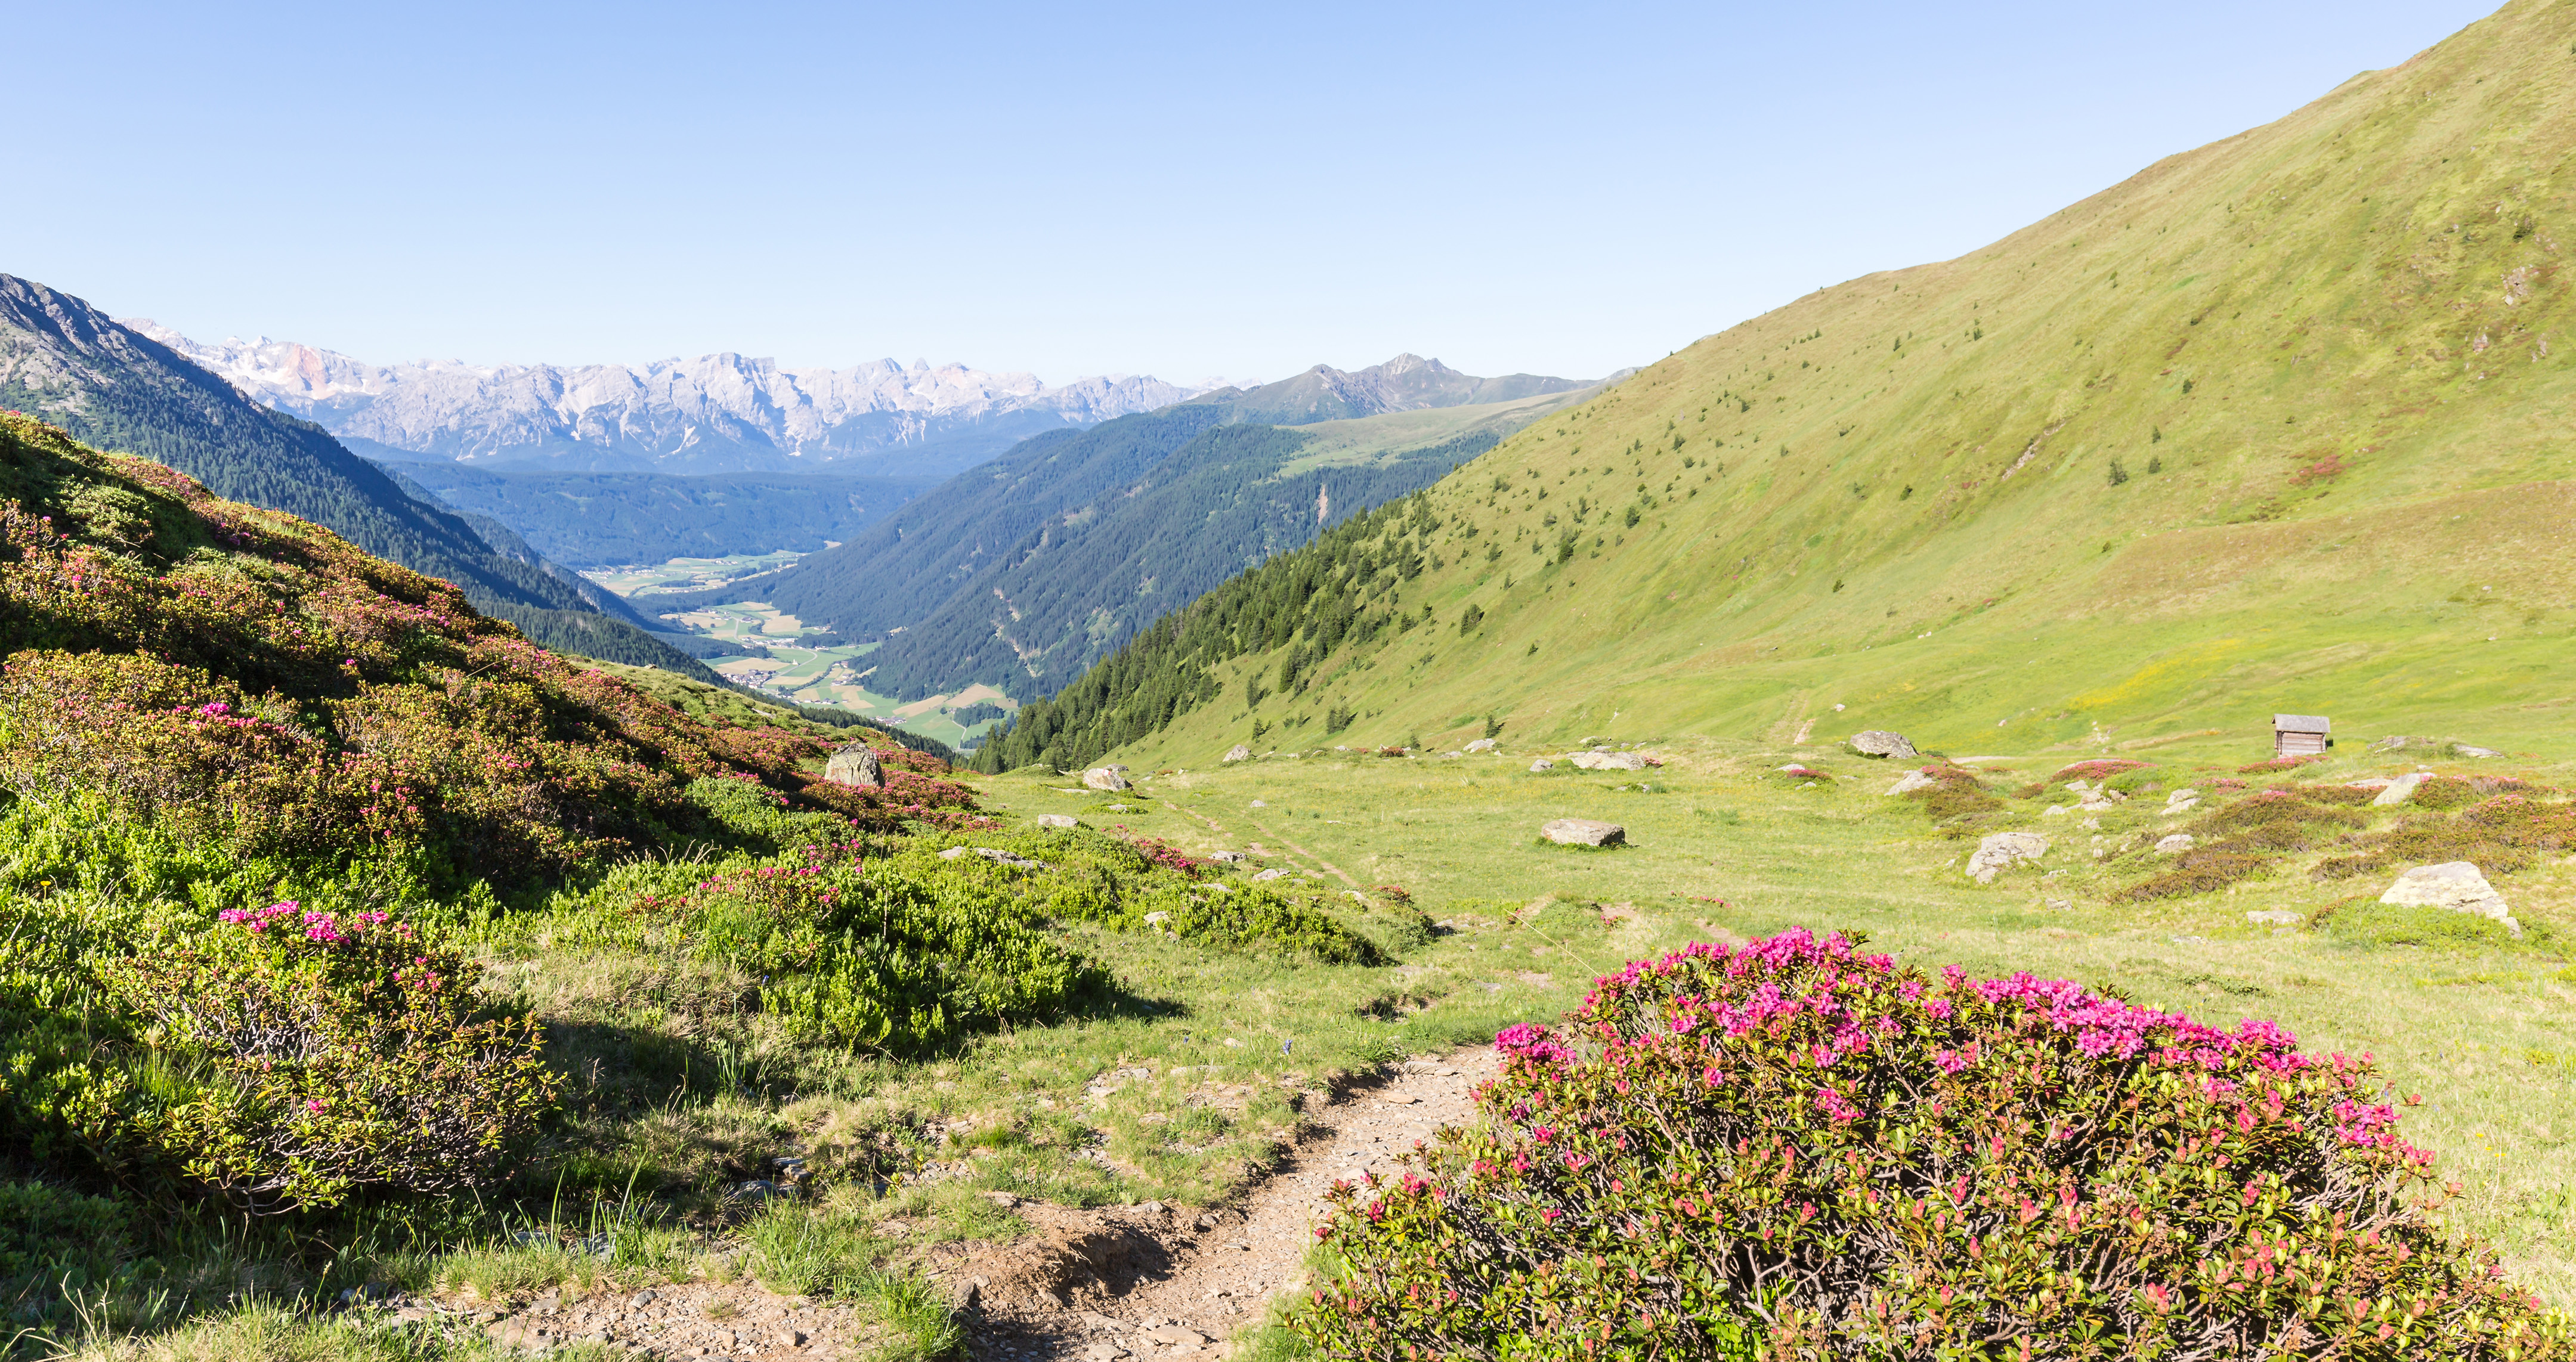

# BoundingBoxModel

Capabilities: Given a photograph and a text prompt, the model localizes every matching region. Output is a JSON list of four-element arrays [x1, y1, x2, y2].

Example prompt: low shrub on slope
[[1298, 929, 2565, 1360], [0, 411, 967, 897], [0, 415, 1074, 1212]]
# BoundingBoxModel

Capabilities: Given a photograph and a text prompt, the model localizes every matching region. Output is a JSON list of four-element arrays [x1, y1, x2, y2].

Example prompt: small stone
[[2454, 745, 2504, 759], [1465, 738, 1496, 753], [1195, 1212, 1222, 1231], [1143, 911, 1171, 926], [780, 1328, 809, 1347], [1222, 744, 1252, 763], [2154, 834, 2195, 855], [2247, 909, 2303, 926], [627, 1289, 658, 1308], [1148, 1325, 1214, 1346], [1250, 799, 1267, 807], [1209, 850, 1246, 863], [1885, 769, 1938, 796], [1540, 818, 1625, 847], [1252, 868, 1291, 881], [2042, 804, 2070, 818], [1037, 813, 1079, 828], [982, 1190, 1021, 1208], [1850, 730, 1916, 759]]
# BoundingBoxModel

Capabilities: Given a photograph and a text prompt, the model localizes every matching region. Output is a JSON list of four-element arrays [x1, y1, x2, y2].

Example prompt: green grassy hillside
[[1006, 0, 2576, 773]]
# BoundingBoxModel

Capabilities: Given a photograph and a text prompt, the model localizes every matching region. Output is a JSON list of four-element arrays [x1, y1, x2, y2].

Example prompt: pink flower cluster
[[216, 900, 389, 945]]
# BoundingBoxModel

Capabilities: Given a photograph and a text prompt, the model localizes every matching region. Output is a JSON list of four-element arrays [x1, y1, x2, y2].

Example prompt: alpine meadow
[[7, 4, 2576, 1362]]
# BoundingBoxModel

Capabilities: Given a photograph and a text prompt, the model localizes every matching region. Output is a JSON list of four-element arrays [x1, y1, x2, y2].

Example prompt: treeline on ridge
[[974, 488, 1459, 772]]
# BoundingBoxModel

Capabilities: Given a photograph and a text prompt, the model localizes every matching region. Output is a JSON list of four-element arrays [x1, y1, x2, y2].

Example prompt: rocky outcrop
[[2380, 862, 2519, 936], [2154, 834, 2195, 855], [1570, 750, 1648, 771], [1221, 744, 1252, 763], [1464, 738, 1497, 753], [1966, 832, 2048, 883], [1082, 766, 1132, 792], [1885, 769, 1938, 796], [1540, 819, 1626, 847], [1850, 730, 1916, 759], [1528, 759, 1556, 773], [824, 745, 883, 787], [1035, 813, 1078, 829]]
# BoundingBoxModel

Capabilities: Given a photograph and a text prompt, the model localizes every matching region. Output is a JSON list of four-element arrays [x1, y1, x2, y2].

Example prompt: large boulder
[[1082, 766, 1132, 791], [2370, 772, 2427, 807], [1966, 832, 2048, 884], [2380, 862, 2520, 937], [1221, 744, 1252, 763], [824, 745, 884, 787], [1528, 759, 1556, 773], [1541, 818, 1626, 847], [1572, 750, 1648, 771], [1850, 730, 1917, 759]]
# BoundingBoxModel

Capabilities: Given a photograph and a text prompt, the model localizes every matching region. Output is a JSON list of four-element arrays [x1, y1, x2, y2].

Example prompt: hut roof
[[2272, 714, 2332, 733]]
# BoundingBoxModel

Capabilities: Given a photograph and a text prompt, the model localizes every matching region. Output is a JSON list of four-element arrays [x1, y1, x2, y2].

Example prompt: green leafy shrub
[[617, 839, 1104, 1055], [0, 894, 558, 1211], [0, 1180, 131, 1281], [1295, 930, 2567, 1360], [1158, 884, 1385, 965]]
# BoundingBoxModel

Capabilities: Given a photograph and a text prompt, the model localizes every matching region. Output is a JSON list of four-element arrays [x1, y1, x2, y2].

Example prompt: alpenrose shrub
[[0, 895, 556, 1212], [0, 415, 981, 891], [1295, 930, 2568, 1361]]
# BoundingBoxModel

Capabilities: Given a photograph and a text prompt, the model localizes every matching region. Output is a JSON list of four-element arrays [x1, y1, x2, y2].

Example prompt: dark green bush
[[0, 893, 558, 1212], [1295, 930, 2567, 1360], [0, 1180, 129, 1281]]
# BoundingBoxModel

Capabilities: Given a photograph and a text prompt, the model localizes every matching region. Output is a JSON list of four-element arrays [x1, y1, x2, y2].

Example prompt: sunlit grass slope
[[1120, 0, 2576, 767]]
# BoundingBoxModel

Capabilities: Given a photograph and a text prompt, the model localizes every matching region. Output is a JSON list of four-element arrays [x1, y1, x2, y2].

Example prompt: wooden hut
[[2273, 714, 2331, 758]]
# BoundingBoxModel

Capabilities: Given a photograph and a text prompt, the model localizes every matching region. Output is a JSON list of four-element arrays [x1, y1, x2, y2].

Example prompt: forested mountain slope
[[378, 460, 939, 567], [0, 274, 724, 681], [669, 382, 1601, 702], [982, 0, 2576, 771]]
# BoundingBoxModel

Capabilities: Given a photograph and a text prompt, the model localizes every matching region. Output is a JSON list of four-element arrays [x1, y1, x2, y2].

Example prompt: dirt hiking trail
[[958, 1050, 1498, 1362]]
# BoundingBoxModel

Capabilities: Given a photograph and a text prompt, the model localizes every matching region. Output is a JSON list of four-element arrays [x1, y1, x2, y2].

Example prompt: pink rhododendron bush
[[1294, 930, 2568, 1360]]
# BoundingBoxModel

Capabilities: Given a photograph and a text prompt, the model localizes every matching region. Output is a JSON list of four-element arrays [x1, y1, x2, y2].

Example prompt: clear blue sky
[[8, 1, 2501, 384]]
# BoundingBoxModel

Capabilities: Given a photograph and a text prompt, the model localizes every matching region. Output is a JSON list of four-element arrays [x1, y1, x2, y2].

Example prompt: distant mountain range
[[127, 324, 1225, 476], [0, 273, 727, 681]]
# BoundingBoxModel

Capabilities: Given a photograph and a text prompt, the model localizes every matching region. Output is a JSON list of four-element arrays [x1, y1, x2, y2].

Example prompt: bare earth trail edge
[[955, 1051, 1498, 1362]]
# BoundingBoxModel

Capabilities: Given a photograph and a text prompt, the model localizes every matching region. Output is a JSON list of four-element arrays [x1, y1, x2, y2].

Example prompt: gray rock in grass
[[1850, 730, 1917, 759], [2380, 861, 2519, 937], [824, 745, 884, 787], [1966, 832, 2048, 884], [1541, 818, 1626, 847]]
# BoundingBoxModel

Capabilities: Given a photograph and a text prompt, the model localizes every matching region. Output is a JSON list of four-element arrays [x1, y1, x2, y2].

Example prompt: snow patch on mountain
[[123, 322, 1229, 476]]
